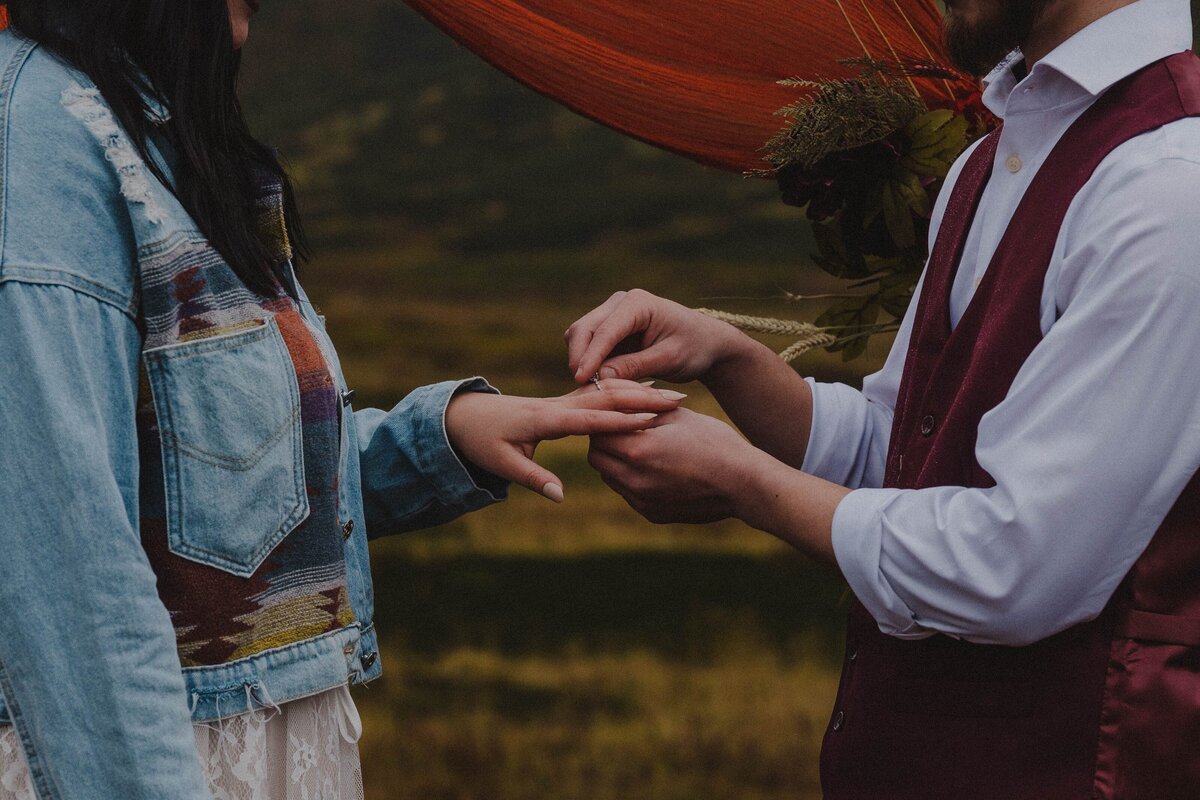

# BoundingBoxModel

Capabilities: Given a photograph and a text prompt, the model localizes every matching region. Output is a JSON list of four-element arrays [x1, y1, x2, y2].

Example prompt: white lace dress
[[0, 684, 364, 800]]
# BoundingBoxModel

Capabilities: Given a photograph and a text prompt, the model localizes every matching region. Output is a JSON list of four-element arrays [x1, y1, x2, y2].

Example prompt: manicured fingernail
[[634, 413, 658, 421], [659, 390, 687, 401], [639, 380, 657, 387], [600, 366, 618, 379], [542, 483, 565, 503]]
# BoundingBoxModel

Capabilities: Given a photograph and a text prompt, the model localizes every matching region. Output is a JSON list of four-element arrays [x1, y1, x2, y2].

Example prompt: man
[[565, 0, 1200, 796]]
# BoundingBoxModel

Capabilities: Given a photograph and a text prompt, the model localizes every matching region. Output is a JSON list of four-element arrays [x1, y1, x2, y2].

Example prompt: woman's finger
[[492, 448, 567, 504], [561, 377, 658, 398], [565, 291, 627, 377], [560, 382, 686, 413], [539, 409, 659, 439]]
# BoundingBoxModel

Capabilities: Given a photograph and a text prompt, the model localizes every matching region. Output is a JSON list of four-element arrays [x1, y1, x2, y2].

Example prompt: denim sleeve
[[0, 282, 210, 798], [355, 378, 509, 539]]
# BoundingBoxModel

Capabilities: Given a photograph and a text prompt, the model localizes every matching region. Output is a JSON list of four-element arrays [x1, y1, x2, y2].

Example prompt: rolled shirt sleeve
[[0, 281, 210, 798], [830, 155, 1200, 646], [799, 287, 915, 489], [355, 378, 508, 539]]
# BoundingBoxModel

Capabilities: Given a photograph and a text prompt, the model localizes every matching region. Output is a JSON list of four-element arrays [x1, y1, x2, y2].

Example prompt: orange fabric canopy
[[0, 3, 956, 173], [401, 0, 955, 172]]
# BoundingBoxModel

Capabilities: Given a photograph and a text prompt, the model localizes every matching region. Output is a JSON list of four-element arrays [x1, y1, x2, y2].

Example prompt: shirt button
[[1005, 154, 1023, 173], [920, 415, 936, 436], [341, 389, 356, 407], [341, 519, 355, 540], [832, 710, 845, 732]]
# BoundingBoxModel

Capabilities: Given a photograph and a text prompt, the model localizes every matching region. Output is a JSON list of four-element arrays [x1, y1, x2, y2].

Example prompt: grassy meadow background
[[239, 3, 892, 797]]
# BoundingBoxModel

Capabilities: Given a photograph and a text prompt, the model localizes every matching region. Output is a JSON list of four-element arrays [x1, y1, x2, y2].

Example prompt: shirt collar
[[980, 0, 1192, 117]]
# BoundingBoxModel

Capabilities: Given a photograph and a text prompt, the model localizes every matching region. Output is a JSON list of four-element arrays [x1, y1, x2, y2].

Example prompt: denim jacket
[[0, 31, 505, 798]]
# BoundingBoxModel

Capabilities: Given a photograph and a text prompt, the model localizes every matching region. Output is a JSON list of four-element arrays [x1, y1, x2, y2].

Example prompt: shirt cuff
[[801, 379, 869, 483], [831, 487, 933, 640], [413, 377, 509, 507]]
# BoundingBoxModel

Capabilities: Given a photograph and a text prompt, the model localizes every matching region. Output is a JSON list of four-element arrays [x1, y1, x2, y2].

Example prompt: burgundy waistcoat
[[820, 53, 1200, 800]]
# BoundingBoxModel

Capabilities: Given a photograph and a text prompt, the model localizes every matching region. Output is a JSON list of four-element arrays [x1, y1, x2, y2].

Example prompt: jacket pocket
[[144, 318, 308, 577]]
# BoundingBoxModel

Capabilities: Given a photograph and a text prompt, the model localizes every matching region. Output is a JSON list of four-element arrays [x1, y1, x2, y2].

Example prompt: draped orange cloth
[[0, 3, 956, 173], [401, 0, 955, 172]]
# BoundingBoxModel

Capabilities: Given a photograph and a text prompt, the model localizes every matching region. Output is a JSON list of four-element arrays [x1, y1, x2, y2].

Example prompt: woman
[[0, 1, 681, 797]]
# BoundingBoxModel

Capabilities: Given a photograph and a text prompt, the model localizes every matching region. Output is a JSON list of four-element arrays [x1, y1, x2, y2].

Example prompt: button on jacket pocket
[[144, 318, 309, 577]]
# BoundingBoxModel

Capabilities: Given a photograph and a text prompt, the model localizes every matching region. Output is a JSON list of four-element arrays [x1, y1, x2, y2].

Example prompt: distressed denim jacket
[[0, 31, 505, 798]]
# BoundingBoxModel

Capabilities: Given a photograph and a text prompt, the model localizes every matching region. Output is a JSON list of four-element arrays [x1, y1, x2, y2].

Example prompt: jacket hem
[[180, 623, 381, 722]]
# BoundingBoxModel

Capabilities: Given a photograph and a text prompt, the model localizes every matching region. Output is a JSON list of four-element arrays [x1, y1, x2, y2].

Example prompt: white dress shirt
[[803, 0, 1200, 646]]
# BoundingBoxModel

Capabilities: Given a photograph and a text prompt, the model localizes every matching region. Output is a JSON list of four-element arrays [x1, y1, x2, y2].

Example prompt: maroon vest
[[820, 53, 1200, 800]]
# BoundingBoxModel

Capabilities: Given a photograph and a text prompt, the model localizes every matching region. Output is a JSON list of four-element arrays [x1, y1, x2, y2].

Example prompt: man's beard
[[942, 0, 1049, 76]]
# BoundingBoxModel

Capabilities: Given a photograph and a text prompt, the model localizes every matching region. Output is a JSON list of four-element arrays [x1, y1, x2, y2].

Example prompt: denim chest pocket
[[144, 318, 309, 577]]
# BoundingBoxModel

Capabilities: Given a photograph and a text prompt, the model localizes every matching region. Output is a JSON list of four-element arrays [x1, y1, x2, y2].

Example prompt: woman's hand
[[565, 289, 753, 386], [445, 379, 687, 503]]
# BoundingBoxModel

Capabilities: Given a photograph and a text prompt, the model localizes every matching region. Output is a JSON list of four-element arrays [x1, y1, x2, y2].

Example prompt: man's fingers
[[587, 430, 642, 458], [586, 445, 628, 483], [573, 298, 650, 382], [565, 291, 627, 378], [595, 341, 683, 383]]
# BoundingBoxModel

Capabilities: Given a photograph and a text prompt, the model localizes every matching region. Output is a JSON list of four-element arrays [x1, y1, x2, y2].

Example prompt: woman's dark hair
[[9, 0, 308, 296]]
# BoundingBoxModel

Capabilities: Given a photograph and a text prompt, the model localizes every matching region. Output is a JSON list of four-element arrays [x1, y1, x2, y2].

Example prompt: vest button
[[920, 415, 936, 436], [832, 710, 845, 731], [848, 647, 858, 662]]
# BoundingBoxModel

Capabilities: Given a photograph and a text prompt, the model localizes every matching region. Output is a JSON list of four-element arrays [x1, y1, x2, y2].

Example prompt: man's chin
[[943, 18, 1018, 75], [943, 0, 1046, 75]]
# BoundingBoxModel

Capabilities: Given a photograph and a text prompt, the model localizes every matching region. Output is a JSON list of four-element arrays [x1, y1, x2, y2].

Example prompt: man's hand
[[445, 379, 685, 503], [588, 407, 848, 565], [587, 408, 757, 524], [566, 289, 817, 469], [565, 289, 750, 385]]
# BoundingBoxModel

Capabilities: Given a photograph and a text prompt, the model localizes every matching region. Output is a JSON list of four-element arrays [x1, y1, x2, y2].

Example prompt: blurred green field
[[240, 2, 887, 797], [357, 457, 850, 800]]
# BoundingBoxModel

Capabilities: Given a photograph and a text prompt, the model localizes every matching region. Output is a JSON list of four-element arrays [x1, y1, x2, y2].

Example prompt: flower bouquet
[[702, 59, 996, 361]]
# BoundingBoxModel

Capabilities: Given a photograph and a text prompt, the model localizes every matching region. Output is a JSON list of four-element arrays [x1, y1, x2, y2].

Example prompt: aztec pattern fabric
[[129, 166, 355, 667], [401, 0, 954, 172]]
